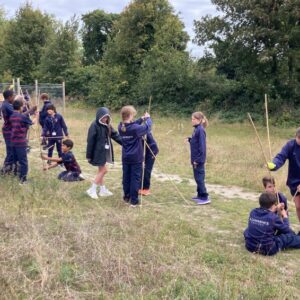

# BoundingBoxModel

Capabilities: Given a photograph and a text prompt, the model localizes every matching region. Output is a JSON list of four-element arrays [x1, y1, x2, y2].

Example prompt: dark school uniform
[[118, 117, 152, 205], [86, 107, 122, 166], [244, 207, 300, 256], [10, 111, 32, 181], [189, 124, 208, 200], [42, 113, 68, 158], [272, 139, 300, 196], [142, 132, 159, 190], [278, 192, 288, 211], [1, 100, 14, 171], [39, 100, 52, 127], [58, 151, 83, 182]]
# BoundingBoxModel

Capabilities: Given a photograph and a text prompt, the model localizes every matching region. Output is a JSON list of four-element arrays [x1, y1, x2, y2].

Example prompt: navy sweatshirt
[[118, 117, 152, 164], [145, 132, 159, 158], [61, 151, 81, 174], [272, 139, 300, 190], [42, 113, 68, 138], [189, 124, 206, 165], [244, 208, 293, 255], [39, 100, 52, 127], [1, 100, 14, 140]]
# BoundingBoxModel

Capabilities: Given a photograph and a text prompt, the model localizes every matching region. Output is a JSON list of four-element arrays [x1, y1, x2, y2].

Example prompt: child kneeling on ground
[[42, 139, 83, 182], [244, 192, 300, 256]]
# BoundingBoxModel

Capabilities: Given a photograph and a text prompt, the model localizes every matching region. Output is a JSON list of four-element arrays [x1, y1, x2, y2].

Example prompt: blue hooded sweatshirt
[[189, 124, 206, 165]]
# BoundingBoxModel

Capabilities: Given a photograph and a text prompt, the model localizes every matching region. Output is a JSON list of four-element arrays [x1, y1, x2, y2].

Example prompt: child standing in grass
[[244, 192, 300, 256], [42, 139, 83, 182], [118, 106, 152, 206], [86, 107, 122, 199], [42, 104, 68, 158], [267, 128, 300, 222], [187, 111, 210, 205], [262, 176, 288, 212], [139, 132, 159, 196]]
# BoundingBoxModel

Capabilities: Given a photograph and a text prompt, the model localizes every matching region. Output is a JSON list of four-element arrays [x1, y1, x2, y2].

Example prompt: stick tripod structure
[[140, 96, 152, 207]]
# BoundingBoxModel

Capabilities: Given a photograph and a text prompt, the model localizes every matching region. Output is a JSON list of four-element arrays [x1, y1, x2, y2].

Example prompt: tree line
[[0, 0, 299, 122]]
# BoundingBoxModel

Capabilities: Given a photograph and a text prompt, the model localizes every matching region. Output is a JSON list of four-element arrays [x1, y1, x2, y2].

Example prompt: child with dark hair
[[1, 90, 15, 173], [139, 132, 159, 196], [118, 105, 152, 206], [10, 99, 38, 184], [187, 111, 210, 205], [262, 176, 288, 211], [244, 192, 300, 256], [86, 107, 122, 199], [267, 128, 300, 222], [42, 139, 83, 182], [39, 93, 52, 127], [42, 104, 68, 158]]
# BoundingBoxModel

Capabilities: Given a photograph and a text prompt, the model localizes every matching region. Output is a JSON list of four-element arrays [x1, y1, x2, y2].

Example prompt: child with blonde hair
[[187, 111, 210, 205]]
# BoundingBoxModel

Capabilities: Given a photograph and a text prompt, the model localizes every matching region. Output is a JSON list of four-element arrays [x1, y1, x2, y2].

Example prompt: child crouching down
[[118, 106, 152, 206], [42, 139, 83, 182], [86, 107, 122, 199], [244, 192, 300, 256]]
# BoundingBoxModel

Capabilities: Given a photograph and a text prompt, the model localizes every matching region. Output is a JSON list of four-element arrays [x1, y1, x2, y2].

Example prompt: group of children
[[4, 88, 300, 255]]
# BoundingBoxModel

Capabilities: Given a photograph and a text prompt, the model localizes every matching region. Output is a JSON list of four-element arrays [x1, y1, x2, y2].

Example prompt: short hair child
[[188, 111, 210, 205], [244, 192, 300, 255], [118, 105, 152, 206], [42, 138, 82, 181]]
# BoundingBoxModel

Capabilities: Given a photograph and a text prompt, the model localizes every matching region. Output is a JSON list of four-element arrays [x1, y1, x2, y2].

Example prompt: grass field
[[0, 107, 300, 299]]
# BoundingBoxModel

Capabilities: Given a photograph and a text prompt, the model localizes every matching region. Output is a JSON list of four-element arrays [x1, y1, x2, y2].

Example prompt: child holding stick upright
[[86, 107, 122, 199], [42, 104, 68, 158], [118, 106, 152, 206], [187, 111, 210, 205], [268, 128, 300, 222]]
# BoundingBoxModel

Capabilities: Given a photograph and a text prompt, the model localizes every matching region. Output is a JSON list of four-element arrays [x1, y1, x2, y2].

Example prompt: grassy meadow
[[0, 107, 300, 299]]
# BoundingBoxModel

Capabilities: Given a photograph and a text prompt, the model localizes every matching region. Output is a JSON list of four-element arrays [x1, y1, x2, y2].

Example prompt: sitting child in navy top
[[42, 104, 68, 158], [244, 192, 300, 256], [262, 176, 288, 212], [118, 105, 152, 206], [10, 99, 38, 183], [41, 139, 83, 182], [267, 127, 300, 222]]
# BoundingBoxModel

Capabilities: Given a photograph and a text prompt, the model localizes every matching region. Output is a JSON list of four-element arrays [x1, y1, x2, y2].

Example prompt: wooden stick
[[265, 94, 272, 160]]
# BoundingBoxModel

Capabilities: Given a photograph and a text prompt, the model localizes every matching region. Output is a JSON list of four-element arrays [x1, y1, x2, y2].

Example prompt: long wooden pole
[[265, 94, 272, 160]]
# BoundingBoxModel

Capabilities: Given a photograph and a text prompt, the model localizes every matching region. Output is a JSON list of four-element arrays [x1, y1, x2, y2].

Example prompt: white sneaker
[[86, 188, 98, 199], [99, 188, 113, 197]]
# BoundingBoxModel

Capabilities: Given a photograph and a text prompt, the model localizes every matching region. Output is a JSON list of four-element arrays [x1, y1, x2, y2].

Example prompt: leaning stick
[[140, 95, 152, 207], [265, 94, 272, 160], [142, 137, 190, 205]]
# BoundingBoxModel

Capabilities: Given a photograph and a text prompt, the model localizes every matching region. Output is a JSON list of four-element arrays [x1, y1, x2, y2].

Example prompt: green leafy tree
[[3, 3, 53, 82], [81, 10, 119, 65]]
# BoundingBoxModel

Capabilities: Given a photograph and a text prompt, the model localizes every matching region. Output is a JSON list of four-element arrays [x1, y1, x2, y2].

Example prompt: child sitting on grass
[[41, 139, 83, 182], [244, 192, 300, 256], [262, 176, 288, 212]]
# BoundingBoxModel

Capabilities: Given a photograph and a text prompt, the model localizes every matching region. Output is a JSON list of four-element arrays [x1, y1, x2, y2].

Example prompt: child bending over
[[42, 139, 83, 182]]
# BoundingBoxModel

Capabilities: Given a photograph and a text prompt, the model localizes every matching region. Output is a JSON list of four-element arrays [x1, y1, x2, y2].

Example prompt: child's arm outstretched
[[110, 127, 122, 145], [136, 112, 152, 137], [268, 143, 290, 171]]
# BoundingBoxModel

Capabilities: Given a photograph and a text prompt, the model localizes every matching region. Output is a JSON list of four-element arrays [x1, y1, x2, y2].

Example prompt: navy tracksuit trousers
[[13, 147, 28, 180], [142, 155, 155, 189]]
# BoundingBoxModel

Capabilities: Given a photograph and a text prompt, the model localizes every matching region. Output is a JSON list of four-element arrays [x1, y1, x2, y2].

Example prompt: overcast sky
[[1, 0, 218, 57]]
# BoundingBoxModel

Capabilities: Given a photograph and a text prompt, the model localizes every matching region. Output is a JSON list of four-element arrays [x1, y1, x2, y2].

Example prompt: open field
[[0, 107, 300, 299]]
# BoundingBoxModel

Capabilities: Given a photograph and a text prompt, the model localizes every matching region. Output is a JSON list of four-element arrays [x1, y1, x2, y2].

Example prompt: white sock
[[100, 185, 105, 191], [90, 183, 98, 192]]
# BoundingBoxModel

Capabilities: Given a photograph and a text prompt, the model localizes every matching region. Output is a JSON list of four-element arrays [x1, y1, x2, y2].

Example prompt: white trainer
[[99, 187, 113, 197], [86, 188, 98, 199]]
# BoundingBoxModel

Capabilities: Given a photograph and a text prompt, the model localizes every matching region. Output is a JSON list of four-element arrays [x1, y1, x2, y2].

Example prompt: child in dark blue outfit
[[10, 99, 38, 183], [262, 176, 288, 212], [42, 104, 68, 158], [42, 139, 83, 182], [244, 192, 300, 256], [188, 111, 210, 205], [39, 93, 52, 128], [267, 128, 300, 222], [139, 132, 159, 196], [1, 90, 15, 173], [118, 106, 152, 206]]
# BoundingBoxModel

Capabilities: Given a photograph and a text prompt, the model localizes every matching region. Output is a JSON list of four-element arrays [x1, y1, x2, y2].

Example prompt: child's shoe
[[192, 196, 200, 201], [86, 188, 98, 199], [99, 186, 113, 197], [196, 198, 211, 205], [140, 189, 151, 196]]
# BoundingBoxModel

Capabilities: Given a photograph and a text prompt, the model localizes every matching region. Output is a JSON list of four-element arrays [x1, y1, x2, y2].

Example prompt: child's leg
[[15, 147, 28, 181], [143, 156, 155, 190], [94, 165, 108, 185], [47, 139, 55, 157], [58, 171, 68, 180], [122, 163, 131, 201], [3, 138, 14, 172], [130, 163, 142, 205], [193, 164, 208, 199], [276, 233, 300, 251], [59, 171, 80, 181], [56, 139, 62, 157], [294, 195, 300, 222]]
